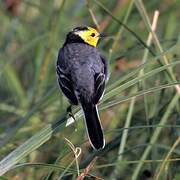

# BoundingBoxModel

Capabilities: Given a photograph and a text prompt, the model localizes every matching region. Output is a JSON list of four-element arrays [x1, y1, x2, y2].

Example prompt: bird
[[56, 26, 108, 150]]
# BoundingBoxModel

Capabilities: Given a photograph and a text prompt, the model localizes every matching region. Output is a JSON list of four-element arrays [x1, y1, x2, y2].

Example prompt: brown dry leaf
[[5, 0, 21, 15], [99, 0, 129, 31], [114, 58, 141, 72], [76, 157, 98, 180]]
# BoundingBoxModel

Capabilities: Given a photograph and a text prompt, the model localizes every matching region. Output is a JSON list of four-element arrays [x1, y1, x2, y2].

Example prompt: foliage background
[[0, 0, 179, 179]]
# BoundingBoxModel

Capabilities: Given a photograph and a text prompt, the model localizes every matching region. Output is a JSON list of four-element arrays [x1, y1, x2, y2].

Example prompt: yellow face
[[74, 27, 100, 47]]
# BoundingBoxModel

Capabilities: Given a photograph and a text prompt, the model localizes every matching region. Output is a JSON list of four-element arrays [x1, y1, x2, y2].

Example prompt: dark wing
[[56, 65, 78, 105], [100, 54, 109, 81], [94, 72, 105, 104], [93, 55, 109, 104]]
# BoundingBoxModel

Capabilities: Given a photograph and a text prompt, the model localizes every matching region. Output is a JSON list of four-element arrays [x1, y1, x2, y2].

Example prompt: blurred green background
[[0, 0, 180, 179]]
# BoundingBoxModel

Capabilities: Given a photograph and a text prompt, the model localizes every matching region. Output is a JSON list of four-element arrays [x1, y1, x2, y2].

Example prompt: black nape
[[64, 32, 85, 46], [73, 26, 88, 31]]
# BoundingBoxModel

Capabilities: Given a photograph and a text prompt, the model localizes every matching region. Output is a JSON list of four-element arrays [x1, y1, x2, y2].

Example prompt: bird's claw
[[67, 105, 76, 121]]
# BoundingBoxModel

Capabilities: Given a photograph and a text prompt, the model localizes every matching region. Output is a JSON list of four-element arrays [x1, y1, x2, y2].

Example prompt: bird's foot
[[66, 105, 78, 131], [66, 105, 76, 122]]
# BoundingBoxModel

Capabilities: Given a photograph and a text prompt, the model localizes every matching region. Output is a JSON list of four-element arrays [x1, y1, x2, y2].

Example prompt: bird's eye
[[91, 33, 95, 37]]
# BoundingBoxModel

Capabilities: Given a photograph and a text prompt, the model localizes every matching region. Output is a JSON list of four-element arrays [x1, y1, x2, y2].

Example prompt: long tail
[[81, 102, 105, 150]]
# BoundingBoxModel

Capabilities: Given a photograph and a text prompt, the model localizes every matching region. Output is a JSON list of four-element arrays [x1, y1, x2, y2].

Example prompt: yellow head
[[73, 26, 100, 47]]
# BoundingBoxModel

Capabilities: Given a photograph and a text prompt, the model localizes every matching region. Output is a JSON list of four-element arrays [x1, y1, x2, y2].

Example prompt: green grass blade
[[0, 125, 53, 175], [132, 93, 180, 180], [102, 82, 180, 110], [103, 60, 180, 101]]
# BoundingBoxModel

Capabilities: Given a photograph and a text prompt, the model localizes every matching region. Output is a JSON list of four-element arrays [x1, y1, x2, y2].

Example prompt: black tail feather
[[81, 102, 105, 150]]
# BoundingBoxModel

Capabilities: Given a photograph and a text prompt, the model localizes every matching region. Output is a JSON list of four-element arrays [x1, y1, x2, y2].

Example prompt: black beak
[[99, 32, 108, 38]]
